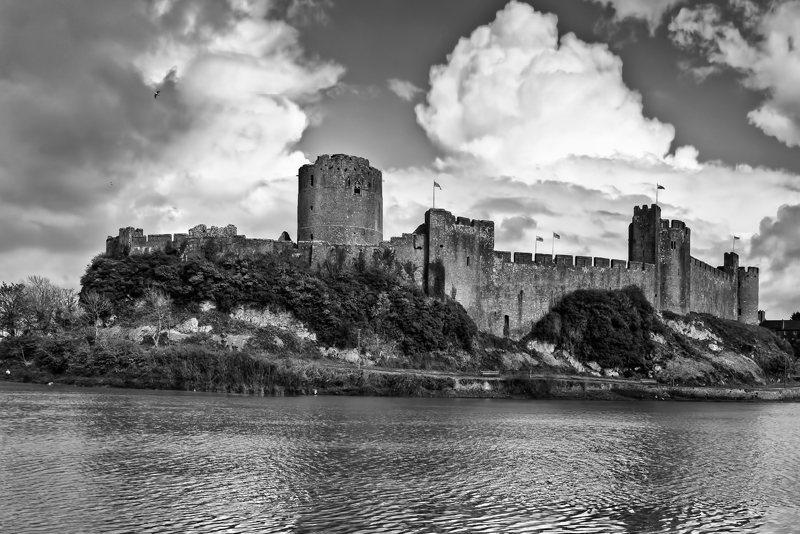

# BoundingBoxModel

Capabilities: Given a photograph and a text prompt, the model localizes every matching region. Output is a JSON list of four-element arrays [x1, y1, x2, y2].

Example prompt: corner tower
[[297, 154, 383, 245], [629, 204, 662, 305], [738, 266, 759, 325]]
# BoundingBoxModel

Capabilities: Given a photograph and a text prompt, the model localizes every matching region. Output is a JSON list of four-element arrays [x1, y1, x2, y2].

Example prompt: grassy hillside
[[1, 250, 794, 393], [522, 287, 794, 387]]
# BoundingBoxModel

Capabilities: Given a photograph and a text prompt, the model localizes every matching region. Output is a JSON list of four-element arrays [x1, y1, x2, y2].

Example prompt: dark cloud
[[470, 196, 555, 217], [268, 0, 332, 26], [595, 209, 628, 218], [497, 215, 537, 242], [750, 203, 800, 274], [600, 231, 623, 239], [0, 1, 215, 215]]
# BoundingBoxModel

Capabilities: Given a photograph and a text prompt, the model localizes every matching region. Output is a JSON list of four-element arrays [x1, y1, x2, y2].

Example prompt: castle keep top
[[297, 154, 383, 245]]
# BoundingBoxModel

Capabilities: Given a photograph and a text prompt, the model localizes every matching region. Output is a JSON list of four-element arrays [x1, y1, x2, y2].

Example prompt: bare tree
[[143, 287, 173, 347], [53, 287, 83, 331], [0, 282, 30, 337], [24, 276, 58, 334], [81, 290, 113, 339]]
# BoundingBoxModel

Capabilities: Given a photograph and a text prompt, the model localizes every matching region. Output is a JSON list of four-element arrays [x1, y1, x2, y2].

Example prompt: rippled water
[[2, 382, 800, 533]]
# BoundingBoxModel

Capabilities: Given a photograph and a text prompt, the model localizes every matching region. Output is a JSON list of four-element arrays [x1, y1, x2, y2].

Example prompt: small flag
[[536, 236, 543, 242], [657, 184, 665, 190], [434, 181, 442, 189], [553, 232, 561, 239], [734, 235, 740, 240]]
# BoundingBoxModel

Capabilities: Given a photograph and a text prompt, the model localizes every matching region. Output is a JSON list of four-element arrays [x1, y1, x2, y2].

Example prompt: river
[[1, 381, 799, 533]]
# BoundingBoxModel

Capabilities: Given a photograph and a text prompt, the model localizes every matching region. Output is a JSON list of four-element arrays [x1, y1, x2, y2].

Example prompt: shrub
[[524, 285, 658, 370]]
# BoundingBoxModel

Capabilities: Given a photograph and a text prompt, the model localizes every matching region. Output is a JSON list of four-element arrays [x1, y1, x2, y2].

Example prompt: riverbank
[[6, 360, 799, 402]]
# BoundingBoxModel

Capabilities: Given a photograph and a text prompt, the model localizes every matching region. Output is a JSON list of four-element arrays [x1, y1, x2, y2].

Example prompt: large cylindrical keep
[[297, 154, 383, 245]]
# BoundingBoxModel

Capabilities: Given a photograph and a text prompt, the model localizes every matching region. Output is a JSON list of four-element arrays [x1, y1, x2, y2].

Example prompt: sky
[[1, 0, 799, 318]]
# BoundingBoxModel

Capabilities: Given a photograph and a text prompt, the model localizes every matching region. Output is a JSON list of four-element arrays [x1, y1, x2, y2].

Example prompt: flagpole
[[433, 180, 435, 209], [733, 236, 735, 253], [535, 239, 537, 255], [552, 236, 555, 259], [656, 184, 659, 206]]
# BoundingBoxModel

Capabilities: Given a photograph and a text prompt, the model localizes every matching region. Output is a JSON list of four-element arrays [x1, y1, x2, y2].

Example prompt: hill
[[0, 250, 794, 397]]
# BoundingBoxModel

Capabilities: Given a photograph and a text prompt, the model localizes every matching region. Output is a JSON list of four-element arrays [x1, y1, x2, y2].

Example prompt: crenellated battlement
[[691, 257, 732, 280], [491, 250, 654, 273], [105, 154, 759, 337]]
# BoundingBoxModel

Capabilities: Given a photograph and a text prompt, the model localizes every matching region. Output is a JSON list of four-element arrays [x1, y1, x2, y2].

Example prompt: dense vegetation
[[80, 250, 477, 355], [524, 285, 663, 371], [2, 251, 795, 394]]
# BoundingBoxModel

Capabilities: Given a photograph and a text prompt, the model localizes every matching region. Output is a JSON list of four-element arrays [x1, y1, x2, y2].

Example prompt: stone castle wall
[[689, 257, 736, 320], [480, 256, 658, 339], [105, 154, 760, 338]]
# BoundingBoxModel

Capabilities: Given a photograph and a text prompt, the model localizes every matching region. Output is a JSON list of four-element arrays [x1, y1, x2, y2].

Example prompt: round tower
[[737, 266, 759, 325], [297, 154, 383, 245]]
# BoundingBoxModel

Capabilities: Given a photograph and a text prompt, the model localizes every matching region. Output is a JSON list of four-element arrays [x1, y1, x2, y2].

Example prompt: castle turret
[[297, 154, 383, 245], [738, 266, 759, 324], [659, 219, 691, 314], [629, 204, 661, 266]]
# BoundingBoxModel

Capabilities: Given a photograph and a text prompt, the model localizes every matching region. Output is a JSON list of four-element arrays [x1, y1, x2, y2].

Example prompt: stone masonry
[[106, 153, 759, 339]]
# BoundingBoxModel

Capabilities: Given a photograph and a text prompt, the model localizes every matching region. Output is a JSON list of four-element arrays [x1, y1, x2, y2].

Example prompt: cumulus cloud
[[415, 1, 678, 172], [668, 1, 800, 147], [394, 1, 800, 317], [387, 78, 424, 101], [750, 204, 800, 317], [0, 0, 343, 288], [589, 0, 685, 33]]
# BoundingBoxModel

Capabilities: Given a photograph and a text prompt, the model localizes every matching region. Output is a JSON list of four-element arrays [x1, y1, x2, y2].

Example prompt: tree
[[21, 276, 82, 334], [80, 290, 113, 339], [791, 312, 800, 321], [142, 287, 173, 347], [0, 282, 30, 337]]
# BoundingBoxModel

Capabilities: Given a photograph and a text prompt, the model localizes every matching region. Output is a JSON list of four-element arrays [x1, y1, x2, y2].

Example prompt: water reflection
[[2, 383, 800, 533]]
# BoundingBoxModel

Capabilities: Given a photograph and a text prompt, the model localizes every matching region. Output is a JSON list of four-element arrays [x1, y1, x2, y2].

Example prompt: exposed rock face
[[665, 319, 721, 342], [176, 318, 199, 334], [231, 307, 317, 341]]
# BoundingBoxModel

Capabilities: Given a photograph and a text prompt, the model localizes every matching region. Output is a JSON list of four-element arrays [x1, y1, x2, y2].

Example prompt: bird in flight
[[154, 90, 160, 99]]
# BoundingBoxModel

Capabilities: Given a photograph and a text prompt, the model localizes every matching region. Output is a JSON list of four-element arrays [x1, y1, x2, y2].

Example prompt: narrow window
[[466, 256, 470, 267], [503, 315, 510, 337], [738, 308, 742, 316], [310, 205, 313, 211], [354, 181, 361, 195], [368, 182, 371, 188], [347, 178, 351, 186], [310, 175, 314, 186], [310, 234, 314, 240]]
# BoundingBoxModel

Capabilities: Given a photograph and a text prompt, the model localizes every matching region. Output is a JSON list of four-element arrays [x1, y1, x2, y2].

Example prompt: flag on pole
[[434, 181, 442, 189], [657, 184, 665, 190], [536, 236, 543, 242], [553, 232, 561, 239], [734, 235, 740, 240]]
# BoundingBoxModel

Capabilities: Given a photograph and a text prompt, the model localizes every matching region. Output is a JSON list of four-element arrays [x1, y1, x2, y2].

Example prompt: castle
[[106, 153, 759, 339]]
